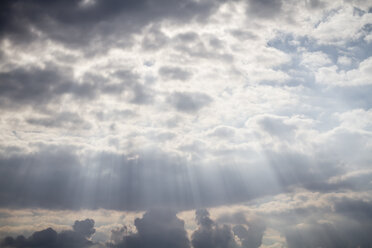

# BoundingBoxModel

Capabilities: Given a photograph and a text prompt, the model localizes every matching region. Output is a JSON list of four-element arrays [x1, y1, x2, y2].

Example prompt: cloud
[[141, 25, 170, 51], [0, 66, 79, 108], [191, 209, 236, 248], [159, 66, 193, 81], [207, 126, 235, 139], [73, 219, 96, 238], [26, 111, 91, 129], [191, 209, 266, 248], [334, 199, 372, 222], [109, 209, 190, 248], [315, 56, 372, 86], [217, 211, 266, 248], [311, 6, 372, 45], [246, 0, 282, 19], [0, 66, 154, 109], [257, 115, 297, 139], [168, 92, 212, 113], [0, 219, 96, 248], [285, 215, 372, 248], [0, 0, 225, 49]]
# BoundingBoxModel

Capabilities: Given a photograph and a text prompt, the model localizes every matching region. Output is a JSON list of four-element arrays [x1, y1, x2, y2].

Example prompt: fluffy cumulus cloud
[[1, 0, 372, 247]]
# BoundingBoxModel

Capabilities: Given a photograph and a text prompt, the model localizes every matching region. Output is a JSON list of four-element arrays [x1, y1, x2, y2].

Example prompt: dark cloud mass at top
[[1, 0, 372, 247], [0, 0, 225, 48]]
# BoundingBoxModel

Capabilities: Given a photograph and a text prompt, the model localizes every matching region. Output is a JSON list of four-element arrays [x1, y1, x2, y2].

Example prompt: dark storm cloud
[[0, 0, 226, 48], [0, 219, 96, 248], [168, 92, 212, 113], [108, 209, 190, 248], [159, 66, 193, 81], [246, 0, 282, 18]]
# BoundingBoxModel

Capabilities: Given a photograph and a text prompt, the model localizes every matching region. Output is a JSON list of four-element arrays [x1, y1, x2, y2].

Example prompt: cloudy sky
[[0, 0, 372, 247]]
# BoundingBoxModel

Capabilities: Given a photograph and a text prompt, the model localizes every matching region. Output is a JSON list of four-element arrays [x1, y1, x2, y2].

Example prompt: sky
[[0, 0, 372, 247]]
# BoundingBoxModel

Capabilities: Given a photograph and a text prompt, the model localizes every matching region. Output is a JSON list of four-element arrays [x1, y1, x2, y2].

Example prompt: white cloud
[[311, 6, 372, 45], [315, 56, 372, 86]]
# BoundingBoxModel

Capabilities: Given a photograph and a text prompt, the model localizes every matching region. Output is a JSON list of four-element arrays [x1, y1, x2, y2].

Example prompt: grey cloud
[[0, 219, 96, 248], [208, 126, 235, 138], [0, 66, 100, 109], [246, 0, 282, 19], [111, 70, 154, 105], [26, 111, 91, 129], [159, 66, 193, 81], [0, 0, 225, 49], [257, 116, 296, 139], [168, 92, 212, 113], [175, 32, 199, 43], [230, 30, 258, 41], [285, 219, 372, 248], [73, 219, 96, 238], [94, 109, 136, 122], [259, 197, 372, 248], [129, 82, 154, 105], [0, 67, 78, 109], [208, 37, 223, 49], [173, 34, 233, 62], [334, 199, 372, 222], [192, 211, 234, 248], [0, 66, 152, 110], [108, 227, 127, 245], [141, 26, 169, 51], [233, 223, 265, 248], [191, 209, 236, 248], [217, 212, 266, 248], [109, 209, 190, 248], [265, 149, 348, 192], [305, 0, 327, 9]]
